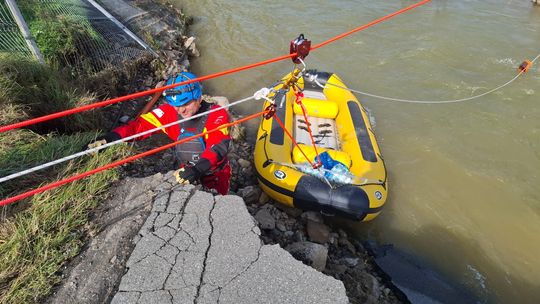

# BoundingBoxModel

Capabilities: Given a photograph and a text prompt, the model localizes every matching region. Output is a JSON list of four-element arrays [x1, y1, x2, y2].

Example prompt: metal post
[[85, 0, 159, 57], [4, 0, 45, 64]]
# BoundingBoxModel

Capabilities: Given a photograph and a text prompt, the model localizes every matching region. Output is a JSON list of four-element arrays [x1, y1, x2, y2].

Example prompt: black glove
[[87, 132, 122, 154], [174, 159, 211, 184]]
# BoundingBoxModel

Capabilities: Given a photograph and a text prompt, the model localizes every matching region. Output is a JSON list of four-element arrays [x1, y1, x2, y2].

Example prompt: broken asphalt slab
[[106, 172, 348, 303]]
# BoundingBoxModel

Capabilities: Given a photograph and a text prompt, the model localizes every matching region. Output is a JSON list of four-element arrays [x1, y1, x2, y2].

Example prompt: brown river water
[[172, 0, 540, 302]]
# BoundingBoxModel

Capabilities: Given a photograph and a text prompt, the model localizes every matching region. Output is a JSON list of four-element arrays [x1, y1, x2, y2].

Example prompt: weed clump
[[0, 54, 104, 133]]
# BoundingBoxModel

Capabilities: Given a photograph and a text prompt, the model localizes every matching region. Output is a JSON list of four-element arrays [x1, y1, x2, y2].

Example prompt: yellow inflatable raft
[[254, 70, 388, 221]]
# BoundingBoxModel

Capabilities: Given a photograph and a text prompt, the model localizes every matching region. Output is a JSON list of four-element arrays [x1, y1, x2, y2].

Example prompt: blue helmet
[[163, 72, 202, 106]]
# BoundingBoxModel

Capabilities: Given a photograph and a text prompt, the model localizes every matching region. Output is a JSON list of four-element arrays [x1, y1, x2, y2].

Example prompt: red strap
[[272, 113, 317, 169], [294, 89, 322, 167]]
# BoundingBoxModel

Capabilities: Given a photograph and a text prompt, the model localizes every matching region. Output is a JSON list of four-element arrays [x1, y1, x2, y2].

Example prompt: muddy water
[[172, 0, 540, 302]]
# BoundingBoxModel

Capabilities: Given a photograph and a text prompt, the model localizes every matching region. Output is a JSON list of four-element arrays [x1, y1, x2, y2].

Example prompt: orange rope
[[294, 89, 322, 167], [312, 0, 432, 50], [0, 55, 292, 133], [0, 110, 268, 207], [272, 113, 317, 169]]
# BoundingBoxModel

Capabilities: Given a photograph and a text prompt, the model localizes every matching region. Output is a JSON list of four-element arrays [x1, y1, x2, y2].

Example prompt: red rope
[[272, 113, 316, 169], [0, 110, 268, 207], [312, 0, 432, 50], [0, 54, 293, 133], [294, 89, 322, 167], [0, 0, 432, 133]]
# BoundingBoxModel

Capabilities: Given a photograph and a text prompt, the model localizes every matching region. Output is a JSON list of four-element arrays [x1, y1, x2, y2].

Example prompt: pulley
[[264, 104, 276, 120], [290, 34, 311, 64]]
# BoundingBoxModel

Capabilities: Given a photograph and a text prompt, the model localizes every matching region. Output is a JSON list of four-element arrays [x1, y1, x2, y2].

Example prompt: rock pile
[[243, 200, 401, 304]]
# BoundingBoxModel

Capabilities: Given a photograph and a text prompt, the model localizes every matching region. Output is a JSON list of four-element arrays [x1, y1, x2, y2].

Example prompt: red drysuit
[[112, 101, 231, 194]]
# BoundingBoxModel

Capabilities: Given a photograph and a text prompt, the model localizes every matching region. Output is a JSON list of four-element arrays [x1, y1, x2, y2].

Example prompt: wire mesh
[[0, 0, 33, 57], [15, 0, 153, 74]]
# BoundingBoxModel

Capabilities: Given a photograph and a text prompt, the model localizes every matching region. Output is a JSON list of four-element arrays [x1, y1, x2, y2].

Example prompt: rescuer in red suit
[[88, 72, 231, 195]]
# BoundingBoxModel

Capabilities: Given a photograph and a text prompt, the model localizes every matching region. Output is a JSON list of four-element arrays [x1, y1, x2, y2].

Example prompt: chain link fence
[[1, 0, 155, 74]]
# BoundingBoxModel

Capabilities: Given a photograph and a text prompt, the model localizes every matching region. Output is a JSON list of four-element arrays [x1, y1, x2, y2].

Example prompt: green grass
[[0, 54, 104, 133], [31, 16, 105, 71], [0, 55, 107, 202], [0, 131, 101, 198], [17, 1, 106, 74], [0, 137, 129, 304], [0, 54, 129, 303]]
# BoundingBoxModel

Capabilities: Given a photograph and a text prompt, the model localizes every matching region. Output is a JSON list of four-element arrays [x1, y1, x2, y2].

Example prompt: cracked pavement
[[111, 172, 348, 304]]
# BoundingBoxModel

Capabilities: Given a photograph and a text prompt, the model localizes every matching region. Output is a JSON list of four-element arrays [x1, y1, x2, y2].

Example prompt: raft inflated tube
[[254, 70, 388, 222]]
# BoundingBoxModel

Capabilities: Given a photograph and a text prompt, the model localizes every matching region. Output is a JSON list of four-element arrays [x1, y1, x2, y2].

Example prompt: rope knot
[[254, 87, 271, 101]]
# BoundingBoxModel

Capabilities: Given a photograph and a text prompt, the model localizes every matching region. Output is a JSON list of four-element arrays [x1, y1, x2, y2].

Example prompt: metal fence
[[0, 0, 32, 57]]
